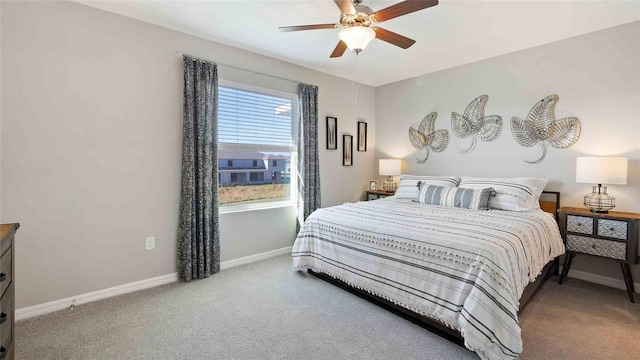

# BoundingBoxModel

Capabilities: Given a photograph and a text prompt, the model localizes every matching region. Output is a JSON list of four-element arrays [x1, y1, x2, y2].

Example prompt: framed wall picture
[[326, 117, 338, 150], [369, 180, 378, 191], [357, 121, 367, 151], [343, 134, 353, 166]]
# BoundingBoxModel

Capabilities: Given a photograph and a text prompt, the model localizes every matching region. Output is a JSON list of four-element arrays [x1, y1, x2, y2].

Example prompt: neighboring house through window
[[217, 81, 298, 209]]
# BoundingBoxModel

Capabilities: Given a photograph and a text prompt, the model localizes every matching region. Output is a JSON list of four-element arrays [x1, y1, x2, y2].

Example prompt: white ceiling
[[75, 0, 640, 87]]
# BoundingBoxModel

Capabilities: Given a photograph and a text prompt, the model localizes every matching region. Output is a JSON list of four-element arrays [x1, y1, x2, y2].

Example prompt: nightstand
[[558, 207, 639, 302], [366, 190, 395, 201]]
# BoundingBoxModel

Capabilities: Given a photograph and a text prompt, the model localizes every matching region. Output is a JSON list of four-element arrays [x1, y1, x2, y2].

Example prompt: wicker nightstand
[[365, 190, 395, 201], [558, 207, 639, 302]]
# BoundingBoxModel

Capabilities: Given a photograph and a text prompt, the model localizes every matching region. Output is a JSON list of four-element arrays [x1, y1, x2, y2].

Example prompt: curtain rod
[[176, 52, 317, 88]]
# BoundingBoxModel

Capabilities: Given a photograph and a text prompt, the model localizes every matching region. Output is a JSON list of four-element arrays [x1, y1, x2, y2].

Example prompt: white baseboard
[[220, 246, 292, 270], [561, 267, 640, 291], [16, 246, 292, 321]]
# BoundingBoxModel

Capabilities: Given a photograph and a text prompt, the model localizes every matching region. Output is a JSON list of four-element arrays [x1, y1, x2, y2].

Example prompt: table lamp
[[575, 157, 628, 213], [379, 159, 402, 192]]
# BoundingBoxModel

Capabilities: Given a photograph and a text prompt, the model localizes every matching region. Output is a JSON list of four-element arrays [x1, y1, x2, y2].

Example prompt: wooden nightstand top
[[559, 207, 640, 220], [0, 223, 19, 241], [366, 190, 395, 195]]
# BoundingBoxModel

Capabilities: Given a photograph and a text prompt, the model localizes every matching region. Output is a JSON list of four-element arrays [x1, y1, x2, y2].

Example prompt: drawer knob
[[0, 273, 5, 282], [0, 313, 6, 325], [577, 223, 582, 226], [591, 244, 597, 249], [609, 227, 615, 231]]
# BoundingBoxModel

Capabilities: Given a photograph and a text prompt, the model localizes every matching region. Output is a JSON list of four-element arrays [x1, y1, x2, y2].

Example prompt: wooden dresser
[[0, 223, 17, 360]]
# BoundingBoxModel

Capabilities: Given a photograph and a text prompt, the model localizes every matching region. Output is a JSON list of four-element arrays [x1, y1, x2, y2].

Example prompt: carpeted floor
[[16, 255, 640, 359]]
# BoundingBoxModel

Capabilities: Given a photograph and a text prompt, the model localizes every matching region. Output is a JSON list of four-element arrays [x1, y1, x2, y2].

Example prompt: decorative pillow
[[458, 177, 548, 211], [419, 185, 494, 210], [394, 175, 461, 200]]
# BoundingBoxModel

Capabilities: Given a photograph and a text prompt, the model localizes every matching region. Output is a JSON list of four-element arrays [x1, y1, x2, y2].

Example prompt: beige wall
[[375, 21, 640, 282], [0, 1, 377, 308]]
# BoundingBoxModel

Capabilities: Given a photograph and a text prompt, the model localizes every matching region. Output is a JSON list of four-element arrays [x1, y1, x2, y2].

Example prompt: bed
[[292, 177, 564, 360]]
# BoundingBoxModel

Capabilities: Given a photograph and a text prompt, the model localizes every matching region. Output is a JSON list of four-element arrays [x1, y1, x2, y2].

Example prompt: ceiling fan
[[278, 0, 439, 58]]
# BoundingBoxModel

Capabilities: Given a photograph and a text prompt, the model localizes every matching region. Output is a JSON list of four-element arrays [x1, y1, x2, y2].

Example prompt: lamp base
[[589, 209, 609, 214], [584, 184, 615, 213], [383, 176, 396, 192]]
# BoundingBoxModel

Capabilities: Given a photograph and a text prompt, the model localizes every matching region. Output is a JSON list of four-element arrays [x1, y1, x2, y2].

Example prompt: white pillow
[[394, 175, 461, 200], [458, 177, 548, 211]]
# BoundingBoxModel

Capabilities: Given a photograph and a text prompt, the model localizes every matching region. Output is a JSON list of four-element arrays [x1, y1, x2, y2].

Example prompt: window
[[249, 172, 264, 182], [218, 81, 298, 210]]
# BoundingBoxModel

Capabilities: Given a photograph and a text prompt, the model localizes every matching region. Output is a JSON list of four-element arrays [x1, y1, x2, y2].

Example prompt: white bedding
[[292, 198, 564, 360]]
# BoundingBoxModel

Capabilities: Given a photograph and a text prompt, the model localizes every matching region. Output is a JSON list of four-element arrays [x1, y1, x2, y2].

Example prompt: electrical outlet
[[145, 236, 156, 250]]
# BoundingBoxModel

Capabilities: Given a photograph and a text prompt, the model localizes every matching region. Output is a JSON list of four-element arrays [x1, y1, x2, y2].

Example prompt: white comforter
[[292, 198, 564, 360]]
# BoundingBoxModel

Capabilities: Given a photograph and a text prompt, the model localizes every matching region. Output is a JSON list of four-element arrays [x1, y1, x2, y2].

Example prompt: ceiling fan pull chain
[[352, 50, 356, 86], [353, 51, 359, 103]]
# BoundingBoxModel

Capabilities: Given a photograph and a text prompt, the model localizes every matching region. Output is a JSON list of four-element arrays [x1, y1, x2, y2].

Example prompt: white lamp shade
[[576, 157, 628, 185], [339, 27, 375, 52], [379, 159, 402, 176]]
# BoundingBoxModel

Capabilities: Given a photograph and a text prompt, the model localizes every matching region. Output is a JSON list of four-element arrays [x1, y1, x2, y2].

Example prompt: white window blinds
[[218, 86, 297, 150]]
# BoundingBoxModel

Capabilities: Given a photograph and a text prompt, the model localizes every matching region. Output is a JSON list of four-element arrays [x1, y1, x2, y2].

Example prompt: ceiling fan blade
[[330, 41, 348, 58], [373, 0, 438, 23], [374, 27, 416, 49], [334, 0, 356, 15], [278, 24, 338, 32]]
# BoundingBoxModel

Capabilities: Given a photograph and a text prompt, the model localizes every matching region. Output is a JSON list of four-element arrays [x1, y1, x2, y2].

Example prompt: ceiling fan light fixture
[[339, 26, 375, 52]]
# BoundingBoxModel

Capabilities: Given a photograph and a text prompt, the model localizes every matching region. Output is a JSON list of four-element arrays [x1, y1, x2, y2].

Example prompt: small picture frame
[[369, 180, 378, 191], [326, 117, 338, 150], [343, 134, 353, 166], [357, 121, 367, 151]]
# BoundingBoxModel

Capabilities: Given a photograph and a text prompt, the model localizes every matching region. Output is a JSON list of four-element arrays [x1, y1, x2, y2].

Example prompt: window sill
[[219, 201, 296, 215]]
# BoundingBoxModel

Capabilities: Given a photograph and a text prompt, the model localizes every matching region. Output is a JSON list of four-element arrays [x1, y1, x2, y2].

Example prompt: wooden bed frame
[[308, 191, 561, 347]]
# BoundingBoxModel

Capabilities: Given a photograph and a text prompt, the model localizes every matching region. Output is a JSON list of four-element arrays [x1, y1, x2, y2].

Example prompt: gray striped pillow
[[394, 175, 461, 200], [419, 185, 494, 210]]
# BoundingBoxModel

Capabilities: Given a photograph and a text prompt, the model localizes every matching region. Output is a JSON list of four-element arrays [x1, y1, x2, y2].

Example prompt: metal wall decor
[[511, 94, 581, 164], [343, 134, 353, 166], [326, 117, 337, 150], [408, 112, 449, 164], [451, 95, 503, 153]]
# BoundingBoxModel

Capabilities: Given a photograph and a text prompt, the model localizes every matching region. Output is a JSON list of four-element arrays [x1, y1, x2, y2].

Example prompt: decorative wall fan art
[[511, 94, 581, 164], [408, 112, 449, 163], [451, 95, 503, 153]]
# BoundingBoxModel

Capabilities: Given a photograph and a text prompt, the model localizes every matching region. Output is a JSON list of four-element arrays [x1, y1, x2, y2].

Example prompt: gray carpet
[[16, 255, 640, 360]]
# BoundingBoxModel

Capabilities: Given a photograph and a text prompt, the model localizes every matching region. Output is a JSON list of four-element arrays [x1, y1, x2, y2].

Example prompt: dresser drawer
[[0, 341, 12, 360], [566, 234, 626, 260], [0, 289, 12, 355], [567, 215, 593, 235], [597, 219, 628, 240], [0, 248, 11, 298], [0, 234, 10, 261]]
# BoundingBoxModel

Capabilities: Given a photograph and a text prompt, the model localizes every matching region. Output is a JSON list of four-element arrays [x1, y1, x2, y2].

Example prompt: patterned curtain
[[178, 56, 220, 281], [297, 84, 321, 231]]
